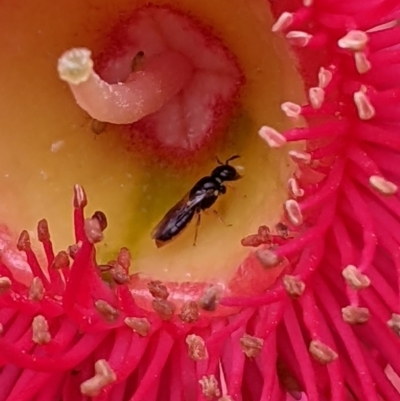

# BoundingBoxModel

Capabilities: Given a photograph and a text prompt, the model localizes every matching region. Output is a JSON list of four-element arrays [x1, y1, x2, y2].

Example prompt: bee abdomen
[[156, 208, 196, 243]]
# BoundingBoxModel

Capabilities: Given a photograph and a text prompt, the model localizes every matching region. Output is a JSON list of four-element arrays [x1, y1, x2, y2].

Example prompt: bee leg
[[225, 183, 237, 191], [193, 212, 201, 246], [212, 210, 232, 227]]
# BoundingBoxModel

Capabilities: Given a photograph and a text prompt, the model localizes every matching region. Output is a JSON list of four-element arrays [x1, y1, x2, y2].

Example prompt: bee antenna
[[225, 155, 240, 164], [216, 156, 223, 165]]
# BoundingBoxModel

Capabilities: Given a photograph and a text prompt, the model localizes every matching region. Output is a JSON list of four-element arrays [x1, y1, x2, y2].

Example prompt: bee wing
[[151, 191, 207, 239]]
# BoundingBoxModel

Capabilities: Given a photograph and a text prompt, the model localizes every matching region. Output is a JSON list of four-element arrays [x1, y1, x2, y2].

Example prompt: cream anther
[[80, 360, 116, 397], [258, 126, 287, 148], [286, 31, 312, 47], [288, 178, 305, 198], [272, 12, 294, 32], [288, 150, 311, 164], [355, 52, 371, 74], [369, 175, 398, 195], [309, 340, 338, 364], [342, 265, 371, 290], [32, 315, 51, 345], [338, 30, 369, 51], [309, 87, 325, 109], [318, 67, 333, 89], [284, 200, 303, 226], [281, 102, 301, 118], [353, 90, 375, 120]]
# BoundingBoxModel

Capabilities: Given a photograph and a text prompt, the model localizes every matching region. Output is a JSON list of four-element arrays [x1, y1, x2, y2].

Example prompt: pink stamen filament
[[275, 208, 333, 259], [300, 291, 345, 401], [341, 178, 377, 273], [315, 277, 379, 401], [129, 331, 174, 401], [365, 144, 400, 178], [283, 120, 349, 141], [332, 217, 355, 266], [258, 332, 278, 399], [284, 304, 319, 401], [300, 160, 345, 211], [355, 122, 400, 151], [298, 102, 341, 118], [369, 26, 400, 51]]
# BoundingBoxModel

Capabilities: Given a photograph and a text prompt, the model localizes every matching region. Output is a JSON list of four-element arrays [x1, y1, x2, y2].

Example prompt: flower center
[[0, 0, 305, 312]]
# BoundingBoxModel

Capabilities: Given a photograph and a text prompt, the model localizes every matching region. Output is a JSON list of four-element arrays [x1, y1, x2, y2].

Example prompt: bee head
[[212, 155, 241, 182], [211, 164, 241, 182]]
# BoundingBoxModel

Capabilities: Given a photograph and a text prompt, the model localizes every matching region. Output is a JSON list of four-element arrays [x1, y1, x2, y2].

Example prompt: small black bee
[[151, 155, 242, 248]]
